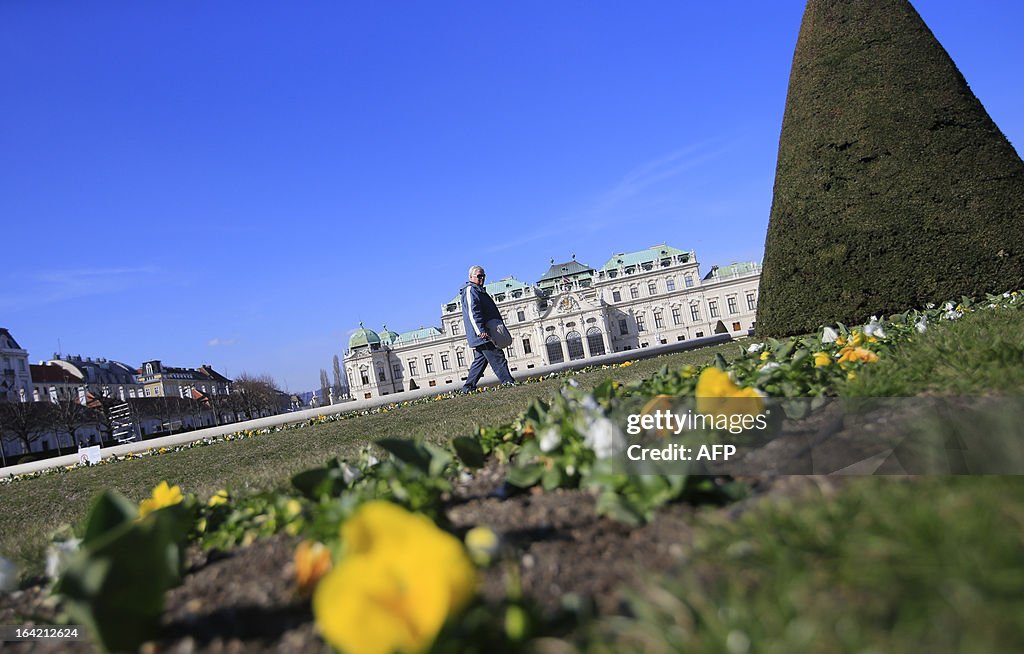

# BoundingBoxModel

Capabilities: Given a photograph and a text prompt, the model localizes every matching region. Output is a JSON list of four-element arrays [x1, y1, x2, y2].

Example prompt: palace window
[[690, 305, 700, 321], [619, 318, 629, 335], [517, 310, 526, 322], [451, 322, 460, 336], [747, 293, 757, 311], [425, 357, 434, 373], [441, 353, 450, 370], [709, 300, 720, 318], [566, 331, 585, 361], [360, 367, 369, 385], [408, 360, 418, 376], [522, 337, 532, 355], [685, 274, 694, 288], [654, 311, 665, 329], [733, 322, 742, 331], [666, 278, 676, 291], [587, 327, 605, 356], [672, 307, 682, 325], [648, 282, 657, 295], [637, 315, 646, 332], [728, 297, 738, 314], [612, 290, 621, 303], [630, 287, 639, 299], [546, 335, 564, 364], [456, 350, 466, 367], [392, 363, 403, 379]]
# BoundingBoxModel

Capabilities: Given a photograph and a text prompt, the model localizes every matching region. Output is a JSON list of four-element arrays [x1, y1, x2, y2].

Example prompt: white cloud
[[206, 338, 237, 347]]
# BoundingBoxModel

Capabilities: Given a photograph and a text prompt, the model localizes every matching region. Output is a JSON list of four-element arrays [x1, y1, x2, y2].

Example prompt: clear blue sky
[[3, 2, 1022, 393]]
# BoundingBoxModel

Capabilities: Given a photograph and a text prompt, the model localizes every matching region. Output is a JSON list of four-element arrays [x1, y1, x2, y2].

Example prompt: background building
[[344, 244, 761, 400]]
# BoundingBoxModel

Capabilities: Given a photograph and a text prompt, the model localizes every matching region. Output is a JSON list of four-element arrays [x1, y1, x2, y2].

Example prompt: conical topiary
[[756, 0, 1024, 336]]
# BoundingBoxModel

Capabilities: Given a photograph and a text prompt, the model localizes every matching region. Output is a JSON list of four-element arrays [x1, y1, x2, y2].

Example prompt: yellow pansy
[[138, 481, 183, 519], [813, 352, 832, 367], [206, 489, 229, 507], [294, 540, 333, 598], [849, 330, 865, 347], [314, 501, 477, 654], [695, 368, 764, 419], [837, 346, 880, 366], [759, 351, 771, 361]]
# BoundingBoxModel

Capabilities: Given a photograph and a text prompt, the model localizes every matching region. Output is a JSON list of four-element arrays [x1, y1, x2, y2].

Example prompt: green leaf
[[541, 466, 563, 491], [377, 438, 432, 474], [82, 491, 137, 545], [506, 464, 545, 489], [452, 436, 486, 469]]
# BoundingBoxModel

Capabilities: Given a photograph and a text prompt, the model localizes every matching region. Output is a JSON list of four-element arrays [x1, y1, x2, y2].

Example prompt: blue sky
[[2, 1, 1022, 393]]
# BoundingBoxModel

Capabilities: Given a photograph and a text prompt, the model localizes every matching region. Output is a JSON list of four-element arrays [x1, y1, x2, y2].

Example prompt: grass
[[0, 339, 750, 579], [846, 309, 1024, 395], [588, 308, 1024, 653], [596, 476, 1024, 654]]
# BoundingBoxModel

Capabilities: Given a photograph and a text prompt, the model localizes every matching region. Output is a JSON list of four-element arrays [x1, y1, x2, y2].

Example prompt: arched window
[[359, 367, 369, 385], [377, 364, 386, 382], [586, 327, 605, 356], [566, 331, 585, 361], [545, 335, 564, 364]]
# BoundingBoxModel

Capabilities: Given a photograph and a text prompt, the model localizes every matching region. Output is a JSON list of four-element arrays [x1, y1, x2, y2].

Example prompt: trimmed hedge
[[756, 0, 1024, 336]]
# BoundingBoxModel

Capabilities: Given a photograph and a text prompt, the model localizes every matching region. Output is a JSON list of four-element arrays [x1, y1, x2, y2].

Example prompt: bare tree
[[0, 402, 54, 457], [332, 355, 344, 402], [51, 392, 96, 449], [232, 373, 281, 419], [319, 368, 331, 406]]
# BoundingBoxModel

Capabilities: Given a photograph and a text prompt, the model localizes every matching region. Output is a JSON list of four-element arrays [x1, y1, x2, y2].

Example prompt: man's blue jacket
[[460, 281, 502, 348]]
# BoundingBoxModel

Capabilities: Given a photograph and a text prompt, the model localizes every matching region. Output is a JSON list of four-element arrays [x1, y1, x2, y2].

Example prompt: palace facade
[[343, 244, 761, 400]]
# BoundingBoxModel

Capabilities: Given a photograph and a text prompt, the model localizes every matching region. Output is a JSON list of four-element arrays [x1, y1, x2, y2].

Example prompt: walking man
[[460, 265, 516, 392]]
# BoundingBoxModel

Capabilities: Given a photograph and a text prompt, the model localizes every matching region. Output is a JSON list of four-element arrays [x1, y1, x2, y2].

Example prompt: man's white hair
[[468, 265, 485, 278]]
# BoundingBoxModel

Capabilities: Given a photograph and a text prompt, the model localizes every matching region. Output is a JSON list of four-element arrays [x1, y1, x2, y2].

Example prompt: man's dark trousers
[[462, 342, 514, 391]]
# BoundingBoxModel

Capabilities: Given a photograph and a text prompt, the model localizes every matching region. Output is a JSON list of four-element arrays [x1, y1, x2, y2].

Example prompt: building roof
[[348, 323, 381, 349], [30, 363, 83, 384], [379, 325, 400, 346], [599, 244, 689, 272], [48, 355, 137, 385], [447, 276, 532, 305], [393, 326, 444, 345], [703, 261, 761, 280], [0, 328, 25, 351], [538, 258, 594, 282]]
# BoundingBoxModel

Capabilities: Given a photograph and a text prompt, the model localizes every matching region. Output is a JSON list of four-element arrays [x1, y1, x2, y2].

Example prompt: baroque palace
[[344, 245, 760, 400]]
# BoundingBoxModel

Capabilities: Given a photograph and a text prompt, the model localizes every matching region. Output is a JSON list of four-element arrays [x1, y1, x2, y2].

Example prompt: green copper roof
[[394, 326, 444, 345], [599, 244, 688, 271], [537, 259, 594, 282], [348, 323, 381, 349], [705, 261, 761, 280], [379, 324, 400, 345], [447, 276, 531, 305]]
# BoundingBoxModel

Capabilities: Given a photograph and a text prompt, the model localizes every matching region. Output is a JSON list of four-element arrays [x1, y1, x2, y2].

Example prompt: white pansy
[[0, 556, 17, 592], [1004, 292, 1011, 298], [821, 326, 839, 343], [863, 317, 886, 339], [747, 343, 764, 353], [926, 303, 936, 309], [915, 315, 928, 333], [584, 418, 625, 459], [945, 309, 963, 320], [341, 463, 362, 485], [539, 427, 562, 453], [944, 302, 955, 311], [759, 362, 781, 372], [365, 454, 380, 467], [46, 538, 81, 580]]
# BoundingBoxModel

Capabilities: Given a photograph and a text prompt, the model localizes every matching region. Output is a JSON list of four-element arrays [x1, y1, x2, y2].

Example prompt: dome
[[348, 322, 381, 349], [379, 324, 400, 346]]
